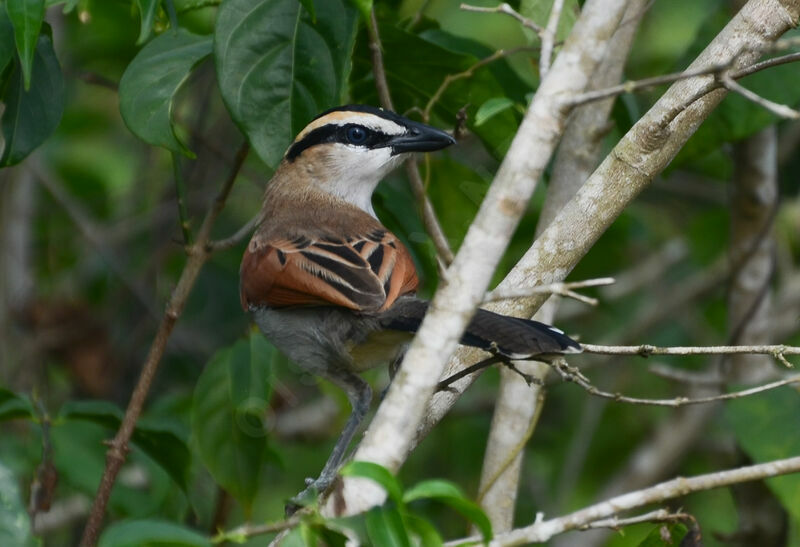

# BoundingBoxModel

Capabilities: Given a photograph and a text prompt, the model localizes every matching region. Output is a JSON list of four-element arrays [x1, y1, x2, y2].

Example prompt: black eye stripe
[[285, 123, 394, 161]]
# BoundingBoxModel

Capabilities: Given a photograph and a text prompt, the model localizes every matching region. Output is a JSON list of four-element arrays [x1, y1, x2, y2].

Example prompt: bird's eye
[[346, 126, 368, 144]]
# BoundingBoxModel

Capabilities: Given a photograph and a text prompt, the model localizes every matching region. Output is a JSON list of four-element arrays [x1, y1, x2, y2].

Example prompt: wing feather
[[240, 229, 418, 312]]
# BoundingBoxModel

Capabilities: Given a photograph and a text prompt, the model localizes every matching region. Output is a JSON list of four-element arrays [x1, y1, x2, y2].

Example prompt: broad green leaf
[[214, 0, 358, 168], [365, 506, 411, 547], [0, 11, 15, 75], [299, 0, 315, 22], [5, 0, 45, 89], [726, 387, 800, 523], [98, 519, 211, 547], [404, 479, 492, 543], [403, 514, 442, 547], [191, 333, 276, 515], [0, 461, 33, 546], [135, 0, 161, 45], [340, 461, 404, 505], [0, 26, 64, 166], [475, 97, 515, 126], [636, 522, 688, 546], [348, 0, 371, 20], [0, 387, 33, 421], [59, 399, 191, 490], [119, 29, 212, 156]]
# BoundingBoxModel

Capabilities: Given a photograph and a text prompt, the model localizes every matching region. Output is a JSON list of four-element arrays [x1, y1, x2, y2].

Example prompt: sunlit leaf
[[0, 25, 64, 166], [348, 0, 372, 20], [119, 29, 212, 156], [403, 514, 442, 547], [59, 399, 191, 490], [404, 479, 492, 542], [365, 506, 411, 547], [214, 0, 358, 168], [340, 461, 404, 505], [5, 0, 45, 89], [191, 332, 276, 516], [475, 97, 515, 126], [98, 519, 211, 547]]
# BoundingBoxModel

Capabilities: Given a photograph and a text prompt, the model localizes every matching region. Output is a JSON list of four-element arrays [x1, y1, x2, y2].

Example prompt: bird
[[239, 104, 581, 507]]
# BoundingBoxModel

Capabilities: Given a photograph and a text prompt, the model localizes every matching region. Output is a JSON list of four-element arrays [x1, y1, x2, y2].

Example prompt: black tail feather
[[380, 297, 581, 359]]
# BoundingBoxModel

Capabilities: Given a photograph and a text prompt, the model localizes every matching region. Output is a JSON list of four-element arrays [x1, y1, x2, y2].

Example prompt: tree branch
[[79, 142, 249, 546]]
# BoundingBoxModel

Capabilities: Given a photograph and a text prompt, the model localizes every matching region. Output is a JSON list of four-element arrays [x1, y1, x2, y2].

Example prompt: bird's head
[[278, 105, 455, 215]]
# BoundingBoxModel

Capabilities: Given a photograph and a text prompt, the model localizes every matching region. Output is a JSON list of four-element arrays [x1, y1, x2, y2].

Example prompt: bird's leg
[[286, 372, 372, 516], [436, 355, 503, 391]]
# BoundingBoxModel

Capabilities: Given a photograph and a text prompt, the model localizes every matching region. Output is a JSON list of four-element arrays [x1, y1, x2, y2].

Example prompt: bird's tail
[[380, 297, 581, 359]]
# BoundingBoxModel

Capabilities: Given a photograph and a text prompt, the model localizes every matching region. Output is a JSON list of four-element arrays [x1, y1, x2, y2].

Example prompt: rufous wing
[[240, 229, 418, 313]]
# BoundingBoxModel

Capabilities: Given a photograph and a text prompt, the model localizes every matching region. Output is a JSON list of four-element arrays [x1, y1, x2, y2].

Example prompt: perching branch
[[79, 142, 250, 547], [460, 2, 545, 35], [484, 277, 615, 306], [552, 359, 800, 407], [326, 0, 632, 517], [451, 455, 800, 545]]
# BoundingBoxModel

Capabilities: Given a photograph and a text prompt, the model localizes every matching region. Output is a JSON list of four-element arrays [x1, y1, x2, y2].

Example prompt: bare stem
[[460, 2, 545, 34], [722, 74, 800, 119], [367, 7, 455, 264], [79, 142, 249, 547], [540, 0, 565, 77], [581, 343, 799, 363], [484, 277, 615, 306], [171, 151, 193, 246]]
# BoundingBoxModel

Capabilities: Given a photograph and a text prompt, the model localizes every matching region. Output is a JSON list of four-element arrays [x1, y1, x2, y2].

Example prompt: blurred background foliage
[[1, 0, 799, 545]]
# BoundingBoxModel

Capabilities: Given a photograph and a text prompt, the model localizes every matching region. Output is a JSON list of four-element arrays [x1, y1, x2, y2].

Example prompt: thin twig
[[567, 49, 800, 108], [484, 277, 615, 306], [171, 152, 193, 245], [578, 508, 695, 531], [722, 74, 800, 119], [449, 455, 800, 544], [367, 7, 455, 264], [422, 46, 538, 123], [460, 2, 544, 34], [206, 212, 261, 252], [552, 359, 800, 407], [540, 0, 565, 77], [581, 343, 799, 364], [79, 142, 250, 547], [212, 517, 301, 544]]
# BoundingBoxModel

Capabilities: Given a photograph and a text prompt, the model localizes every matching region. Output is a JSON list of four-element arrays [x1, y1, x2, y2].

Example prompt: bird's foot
[[285, 473, 336, 517]]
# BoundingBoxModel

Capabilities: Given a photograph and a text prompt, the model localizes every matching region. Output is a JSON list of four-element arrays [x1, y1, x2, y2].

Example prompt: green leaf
[[191, 333, 276, 516], [98, 519, 211, 547], [404, 479, 493, 542], [119, 29, 212, 156], [0, 387, 33, 421], [348, 0, 371, 20], [636, 522, 688, 546], [214, 0, 358, 168], [0, 26, 64, 166], [298, 0, 315, 22], [403, 514, 442, 547], [5, 0, 45, 90], [0, 11, 15, 75], [474, 97, 515, 126], [135, 0, 162, 45], [340, 461, 404, 506], [365, 506, 411, 547], [0, 461, 33, 546], [59, 399, 191, 491], [726, 387, 800, 523]]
